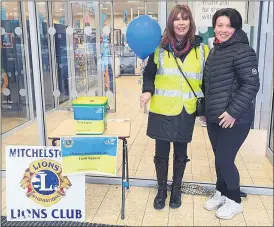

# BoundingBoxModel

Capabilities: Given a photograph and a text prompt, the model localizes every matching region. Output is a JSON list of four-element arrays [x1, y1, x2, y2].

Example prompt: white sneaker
[[216, 197, 243, 219], [200, 121, 207, 127], [199, 117, 207, 127], [204, 190, 226, 211]]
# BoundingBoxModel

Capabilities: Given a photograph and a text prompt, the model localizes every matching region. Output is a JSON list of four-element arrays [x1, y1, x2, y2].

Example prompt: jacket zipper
[[208, 48, 216, 97]]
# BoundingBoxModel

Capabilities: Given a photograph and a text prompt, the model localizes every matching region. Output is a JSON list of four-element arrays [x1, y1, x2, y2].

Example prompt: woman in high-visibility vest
[[140, 4, 209, 210]]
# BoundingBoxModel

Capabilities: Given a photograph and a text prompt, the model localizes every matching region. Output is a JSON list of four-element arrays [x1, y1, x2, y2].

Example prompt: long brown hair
[[161, 4, 196, 46]]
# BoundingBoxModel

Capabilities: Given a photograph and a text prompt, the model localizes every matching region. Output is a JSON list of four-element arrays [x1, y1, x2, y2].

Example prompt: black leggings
[[207, 123, 251, 203], [155, 139, 188, 162]]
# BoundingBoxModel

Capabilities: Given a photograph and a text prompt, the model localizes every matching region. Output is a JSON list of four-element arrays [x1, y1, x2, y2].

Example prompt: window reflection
[[52, 2, 69, 104], [36, 2, 55, 111]]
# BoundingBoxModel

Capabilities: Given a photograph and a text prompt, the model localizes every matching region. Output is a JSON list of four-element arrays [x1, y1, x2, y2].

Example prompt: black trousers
[[155, 139, 188, 163], [207, 123, 251, 203]]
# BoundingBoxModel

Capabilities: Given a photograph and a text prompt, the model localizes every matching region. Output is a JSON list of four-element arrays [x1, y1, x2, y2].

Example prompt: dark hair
[[212, 8, 242, 30], [161, 4, 196, 46]]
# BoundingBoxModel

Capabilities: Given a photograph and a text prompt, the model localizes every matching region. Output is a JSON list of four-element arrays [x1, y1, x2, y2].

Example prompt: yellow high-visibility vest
[[149, 44, 209, 116]]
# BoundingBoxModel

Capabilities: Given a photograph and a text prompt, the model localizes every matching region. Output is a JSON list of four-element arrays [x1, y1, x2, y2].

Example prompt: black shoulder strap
[[172, 54, 198, 98]]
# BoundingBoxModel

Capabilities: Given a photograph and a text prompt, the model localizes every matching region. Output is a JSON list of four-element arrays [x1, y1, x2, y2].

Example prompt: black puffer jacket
[[143, 36, 204, 143], [203, 29, 260, 124]]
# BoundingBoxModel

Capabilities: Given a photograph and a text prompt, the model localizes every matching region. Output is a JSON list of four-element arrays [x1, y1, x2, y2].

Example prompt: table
[[48, 119, 131, 220]]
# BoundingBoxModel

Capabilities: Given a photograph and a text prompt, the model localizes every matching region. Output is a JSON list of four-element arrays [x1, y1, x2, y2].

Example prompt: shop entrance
[[1, 1, 273, 194]]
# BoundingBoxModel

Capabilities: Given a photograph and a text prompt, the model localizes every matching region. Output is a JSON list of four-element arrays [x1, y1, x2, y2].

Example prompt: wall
[[113, 16, 126, 29]]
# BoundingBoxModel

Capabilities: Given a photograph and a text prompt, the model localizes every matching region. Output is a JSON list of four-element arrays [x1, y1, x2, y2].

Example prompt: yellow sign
[[61, 136, 118, 176]]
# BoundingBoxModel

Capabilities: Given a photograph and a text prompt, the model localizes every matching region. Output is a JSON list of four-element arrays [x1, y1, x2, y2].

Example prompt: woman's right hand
[[140, 92, 151, 107]]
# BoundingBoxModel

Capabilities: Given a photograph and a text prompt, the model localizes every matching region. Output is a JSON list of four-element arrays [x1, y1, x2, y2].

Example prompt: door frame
[[266, 87, 274, 165]]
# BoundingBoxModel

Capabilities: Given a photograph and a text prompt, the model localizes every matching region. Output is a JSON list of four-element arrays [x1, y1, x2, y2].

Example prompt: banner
[[61, 136, 118, 176], [6, 146, 85, 222]]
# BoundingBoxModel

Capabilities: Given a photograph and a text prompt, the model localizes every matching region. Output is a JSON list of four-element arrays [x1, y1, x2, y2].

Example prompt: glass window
[[71, 2, 88, 95], [52, 2, 70, 104], [36, 2, 55, 111], [84, 2, 98, 98], [1, 2, 31, 133], [1, 2, 41, 171], [113, 1, 145, 78], [100, 2, 116, 109]]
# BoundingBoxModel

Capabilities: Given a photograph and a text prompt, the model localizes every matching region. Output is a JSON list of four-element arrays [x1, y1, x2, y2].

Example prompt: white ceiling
[[2, 1, 162, 17]]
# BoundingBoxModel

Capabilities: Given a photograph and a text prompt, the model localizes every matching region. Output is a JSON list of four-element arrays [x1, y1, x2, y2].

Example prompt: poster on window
[[194, 1, 246, 27], [1, 33, 13, 48], [6, 145, 85, 222]]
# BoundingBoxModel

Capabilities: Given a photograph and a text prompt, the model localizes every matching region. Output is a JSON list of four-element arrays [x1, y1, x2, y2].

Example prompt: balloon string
[[138, 59, 146, 86], [141, 60, 145, 74]]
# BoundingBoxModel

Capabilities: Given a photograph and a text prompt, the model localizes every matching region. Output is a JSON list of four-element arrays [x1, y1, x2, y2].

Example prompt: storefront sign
[[61, 136, 118, 176], [194, 1, 246, 26], [6, 146, 85, 222]]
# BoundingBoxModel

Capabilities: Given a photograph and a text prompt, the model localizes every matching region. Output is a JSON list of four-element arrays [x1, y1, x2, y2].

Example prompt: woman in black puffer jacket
[[202, 8, 260, 220]]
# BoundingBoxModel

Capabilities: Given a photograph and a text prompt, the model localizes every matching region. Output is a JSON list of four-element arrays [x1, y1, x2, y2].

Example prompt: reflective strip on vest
[[159, 48, 165, 68], [158, 45, 204, 80], [158, 68, 203, 81], [155, 88, 204, 99]]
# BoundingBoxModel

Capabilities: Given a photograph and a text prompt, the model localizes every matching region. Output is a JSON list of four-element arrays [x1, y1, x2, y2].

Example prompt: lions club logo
[[20, 159, 72, 207], [63, 138, 74, 148]]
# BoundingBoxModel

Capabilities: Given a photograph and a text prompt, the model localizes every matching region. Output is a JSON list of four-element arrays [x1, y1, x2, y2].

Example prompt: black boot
[[153, 156, 168, 210], [169, 154, 189, 209]]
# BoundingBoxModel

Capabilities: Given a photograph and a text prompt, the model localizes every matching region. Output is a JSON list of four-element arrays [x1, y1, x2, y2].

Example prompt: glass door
[[52, 1, 116, 111], [71, 2, 89, 96], [267, 90, 274, 164], [51, 1, 70, 105], [39, 1, 117, 146], [1, 2, 32, 133], [98, 1, 116, 111], [113, 1, 145, 77], [35, 2, 55, 111]]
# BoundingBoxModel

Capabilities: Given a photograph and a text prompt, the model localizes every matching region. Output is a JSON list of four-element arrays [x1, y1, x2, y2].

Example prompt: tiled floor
[[2, 77, 273, 188], [1, 180, 273, 226], [1, 117, 27, 134], [1, 77, 273, 226]]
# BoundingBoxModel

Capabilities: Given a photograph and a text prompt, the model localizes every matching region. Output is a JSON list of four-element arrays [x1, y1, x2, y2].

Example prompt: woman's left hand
[[218, 111, 236, 128]]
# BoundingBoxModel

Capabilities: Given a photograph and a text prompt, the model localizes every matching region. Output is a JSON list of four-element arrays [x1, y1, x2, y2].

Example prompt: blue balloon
[[126, 15, 162, 60]]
